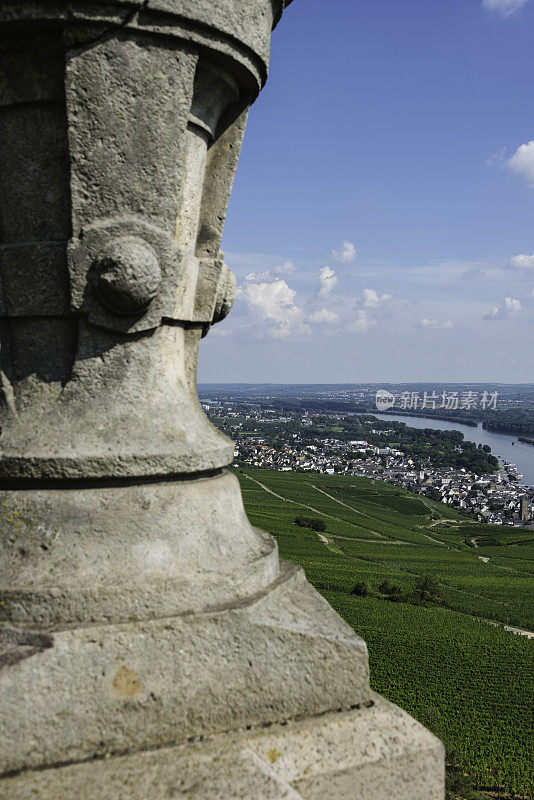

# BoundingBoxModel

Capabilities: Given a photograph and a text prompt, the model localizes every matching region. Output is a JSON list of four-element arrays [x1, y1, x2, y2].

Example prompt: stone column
[[0, 3, 445, 797]]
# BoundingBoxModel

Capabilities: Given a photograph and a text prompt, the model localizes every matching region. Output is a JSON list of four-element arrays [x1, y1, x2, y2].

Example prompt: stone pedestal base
[[0, 562, 370, 775], [0, 695, 445, 799]]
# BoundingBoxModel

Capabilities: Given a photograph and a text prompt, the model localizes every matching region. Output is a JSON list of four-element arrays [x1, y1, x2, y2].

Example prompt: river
[[371, 412, 534, 488]]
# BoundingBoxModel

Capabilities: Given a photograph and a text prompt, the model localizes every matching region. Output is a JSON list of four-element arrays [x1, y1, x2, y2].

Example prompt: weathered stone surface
[[0, 470, 279, 624], [0, 697, 444, 800], [0, 322, 235, 478], [1, 740, 304, 800], [66, 34, 196, 236], [0, 8, 265, 479], [0, 243, 70, 317], [0, 0, 294, 94], [0, 563, 370, 775], [250, 693, 445, 800]]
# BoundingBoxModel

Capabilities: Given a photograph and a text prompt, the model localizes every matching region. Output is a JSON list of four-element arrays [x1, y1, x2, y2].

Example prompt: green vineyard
[[235, 467, 534, 798]]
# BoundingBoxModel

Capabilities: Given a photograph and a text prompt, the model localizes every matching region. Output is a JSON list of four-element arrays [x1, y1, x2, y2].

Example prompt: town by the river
[[373, 412, 534, 488], [203, 396, 534, 527]]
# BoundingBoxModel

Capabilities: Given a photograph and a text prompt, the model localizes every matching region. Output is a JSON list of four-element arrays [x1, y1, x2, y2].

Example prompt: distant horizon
[[198, 381, 534, 387]]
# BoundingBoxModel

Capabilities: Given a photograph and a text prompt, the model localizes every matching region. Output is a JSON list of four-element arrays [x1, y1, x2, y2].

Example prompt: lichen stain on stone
[[266, 747, 282, 763], [112, 664, 141, 697]]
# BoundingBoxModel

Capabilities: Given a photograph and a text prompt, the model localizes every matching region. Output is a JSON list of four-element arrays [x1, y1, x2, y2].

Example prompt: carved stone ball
[[212, 264, 237, 324], [94, 237, 162, 314]]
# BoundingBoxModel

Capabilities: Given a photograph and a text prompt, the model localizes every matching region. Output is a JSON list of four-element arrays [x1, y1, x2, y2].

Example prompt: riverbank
[[371, 412, 534, 488], [378, 409, 478, 426]]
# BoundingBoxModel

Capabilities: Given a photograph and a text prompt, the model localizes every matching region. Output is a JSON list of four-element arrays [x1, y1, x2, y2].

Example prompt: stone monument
[[0, 2, 445, 797]]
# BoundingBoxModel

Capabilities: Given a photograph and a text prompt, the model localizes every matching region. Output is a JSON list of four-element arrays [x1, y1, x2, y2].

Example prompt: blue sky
[[198, 0, 534, 384]]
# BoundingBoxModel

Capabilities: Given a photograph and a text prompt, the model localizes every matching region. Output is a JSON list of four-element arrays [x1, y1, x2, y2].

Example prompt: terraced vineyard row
[[324, 593, 534, 798]]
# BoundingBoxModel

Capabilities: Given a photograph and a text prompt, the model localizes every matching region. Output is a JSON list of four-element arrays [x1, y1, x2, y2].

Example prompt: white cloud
[[225, 251, 286, 279], [508, 140, 534, 187], [346, 310, 373, 333], [274, 260, 297, 276], [244, 259, 297, 283], [483, 0, 529, 15], [308, 308, 339, 324], [359, 288, 394, 308], [417, 318, 454, 330], [510, 253, 534, 269], [245, 271, 267, 282], [331, 240, 357, 263], [505, 296, 522, 312], [318, 266, 338, 299], [239, 278, 310, 338], [484, 296, 522, 320]]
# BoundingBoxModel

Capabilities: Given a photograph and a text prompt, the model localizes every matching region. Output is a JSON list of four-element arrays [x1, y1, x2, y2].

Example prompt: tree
[[350, 581, 370, 597], [379, 580, 401, 597], [414, 575, 441, 602], [294, 515, 326, 532]]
